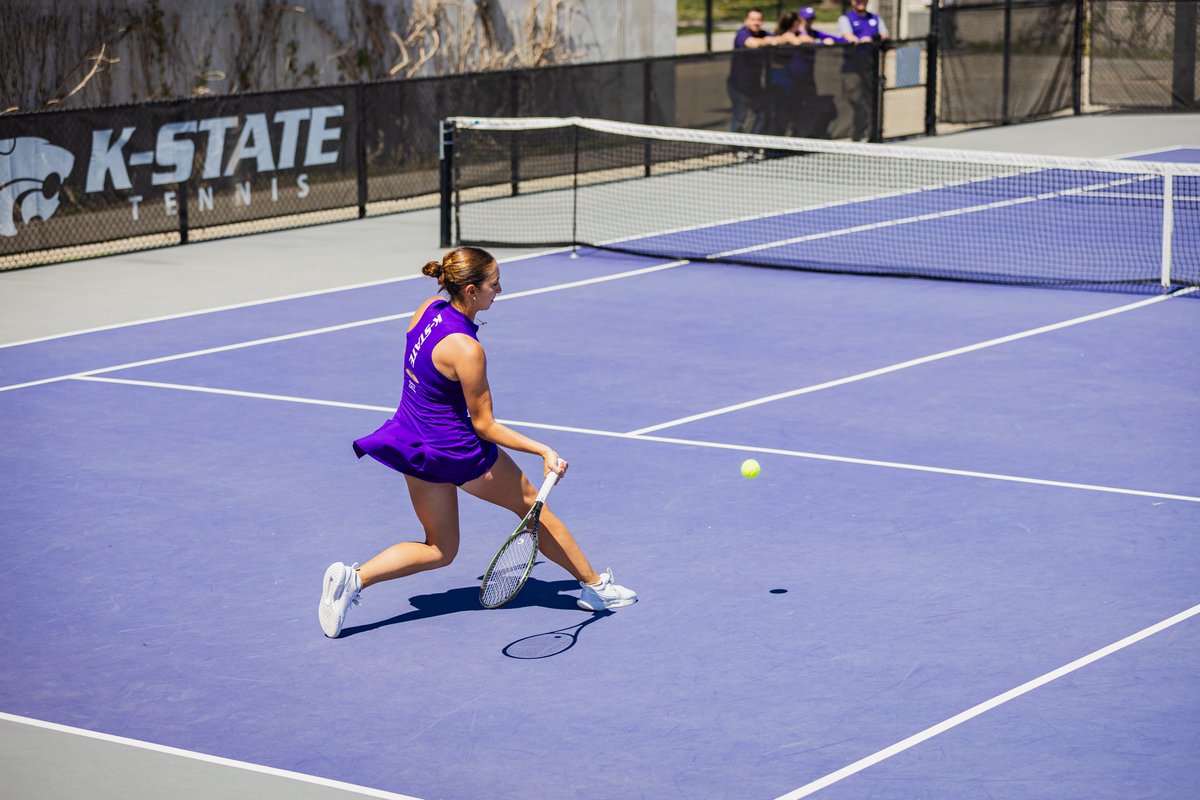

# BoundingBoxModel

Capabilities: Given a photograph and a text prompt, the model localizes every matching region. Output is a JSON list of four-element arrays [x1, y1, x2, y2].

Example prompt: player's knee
[[430, 544, 457, 568], [419, 538, 458, 569]]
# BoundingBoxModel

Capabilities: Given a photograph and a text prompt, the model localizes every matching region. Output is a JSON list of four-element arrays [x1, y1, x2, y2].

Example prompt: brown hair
[[421, 246, 495, 300]]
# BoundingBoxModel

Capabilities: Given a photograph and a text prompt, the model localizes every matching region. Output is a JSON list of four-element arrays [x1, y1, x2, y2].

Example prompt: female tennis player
[[319, 246, 636, 637]]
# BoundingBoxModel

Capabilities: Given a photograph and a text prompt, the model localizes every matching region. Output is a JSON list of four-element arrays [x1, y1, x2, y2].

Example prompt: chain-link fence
[[1090, 0, 1199, 110], [2, 1, 1194, 270], [1, 46, 881, 269], [936, 0, 1080, 126]]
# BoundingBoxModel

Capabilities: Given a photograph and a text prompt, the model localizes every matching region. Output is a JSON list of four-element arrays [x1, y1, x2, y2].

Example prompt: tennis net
[[441, 116, 1200, 294]]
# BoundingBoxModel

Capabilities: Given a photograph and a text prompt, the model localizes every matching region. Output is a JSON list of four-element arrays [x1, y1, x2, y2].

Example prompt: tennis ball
[[740, 458, 761, 479]]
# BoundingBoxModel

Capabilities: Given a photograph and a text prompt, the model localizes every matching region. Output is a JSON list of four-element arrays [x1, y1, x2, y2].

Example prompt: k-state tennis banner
[[0, 86, 359, 258]]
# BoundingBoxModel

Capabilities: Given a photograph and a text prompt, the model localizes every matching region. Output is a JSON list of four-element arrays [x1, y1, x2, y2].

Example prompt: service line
[[69, 376, 1200, 505]]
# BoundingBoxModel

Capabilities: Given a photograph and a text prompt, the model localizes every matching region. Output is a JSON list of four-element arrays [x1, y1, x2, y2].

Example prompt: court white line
[[0, 312, 417, 395], [629, 288, 1195, 436], [0, 246, 575, 350], [622, 430, 1200, 503], [0, 711, 424, 800], [772, 601, 1200, 799], [1110, 143, 1197, 160], [0, 274, 423, 351], [77, 376, 396, 411], [0, 259, 688, 395], [713, 175, 1152, 259], [68, 376, 1200, 504]]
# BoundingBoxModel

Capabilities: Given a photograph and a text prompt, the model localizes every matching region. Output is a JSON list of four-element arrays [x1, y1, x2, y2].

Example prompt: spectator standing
[[727, 8, 778, 134], [838, 0, 889, 141], [766, 11, 804, 135], [789, 7, 845, 138]]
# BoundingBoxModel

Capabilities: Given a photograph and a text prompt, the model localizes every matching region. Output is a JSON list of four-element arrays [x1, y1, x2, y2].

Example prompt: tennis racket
[[479, 466, 561, 609]]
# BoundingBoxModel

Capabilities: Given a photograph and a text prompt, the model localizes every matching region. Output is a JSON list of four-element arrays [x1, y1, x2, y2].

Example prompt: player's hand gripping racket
[[479, 466, 561, 609]]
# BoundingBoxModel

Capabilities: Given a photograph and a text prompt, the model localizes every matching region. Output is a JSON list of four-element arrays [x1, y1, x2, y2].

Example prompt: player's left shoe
[[577, 568, 637, 611], [318, 561, 362, 638]]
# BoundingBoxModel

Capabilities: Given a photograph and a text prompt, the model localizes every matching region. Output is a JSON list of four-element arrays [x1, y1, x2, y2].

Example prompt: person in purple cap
[[798, 6, 843, 45], [318, 246, 636, 637]]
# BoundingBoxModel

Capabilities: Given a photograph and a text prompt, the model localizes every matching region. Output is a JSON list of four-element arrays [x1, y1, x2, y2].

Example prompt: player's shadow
[[338, 568, 580, 637]]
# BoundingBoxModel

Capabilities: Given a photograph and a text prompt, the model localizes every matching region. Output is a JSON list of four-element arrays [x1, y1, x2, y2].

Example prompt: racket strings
[[480, 527, 537, 607]]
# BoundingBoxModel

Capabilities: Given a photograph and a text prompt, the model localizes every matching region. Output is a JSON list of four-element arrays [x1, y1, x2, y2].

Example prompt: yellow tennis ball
[[741, 458, 761, 479]]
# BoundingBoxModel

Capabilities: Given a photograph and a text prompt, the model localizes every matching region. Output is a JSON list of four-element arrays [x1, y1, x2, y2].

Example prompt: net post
[[1001, 0, 1012, 124], [439, 118, 454, 248], [1071, 0, 1084, 115], [870, 43, 882, 143], [509, 72, 521, 196], [1161, 172, 1174, 289], [705, 0, 713, 53], [925, 1, 939, 136], [643, 60, 653, 177], [570, 123, 580, 256], [356, 83, 368, 219], [178, 179, 189, 245]]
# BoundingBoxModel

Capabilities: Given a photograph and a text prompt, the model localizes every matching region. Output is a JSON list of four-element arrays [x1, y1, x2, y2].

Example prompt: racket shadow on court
[[502, 609, 613, 660], [338, 567, 581, 638]]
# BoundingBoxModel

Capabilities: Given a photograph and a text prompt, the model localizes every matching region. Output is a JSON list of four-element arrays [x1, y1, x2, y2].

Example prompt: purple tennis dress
[[353, 299, 499, 484]]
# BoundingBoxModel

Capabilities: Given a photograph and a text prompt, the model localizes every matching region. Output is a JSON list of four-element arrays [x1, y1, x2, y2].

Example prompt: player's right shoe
[[577, 568, 637, 611], [318, 561, 362, 638]]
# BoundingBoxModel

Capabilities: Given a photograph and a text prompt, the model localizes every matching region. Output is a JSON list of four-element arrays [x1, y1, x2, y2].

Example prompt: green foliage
[[677, 1, 841, 31], [677, 1, 779, 25]]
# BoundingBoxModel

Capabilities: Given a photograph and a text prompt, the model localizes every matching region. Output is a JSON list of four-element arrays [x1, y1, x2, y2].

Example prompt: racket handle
[[535, 463, 562, 503]]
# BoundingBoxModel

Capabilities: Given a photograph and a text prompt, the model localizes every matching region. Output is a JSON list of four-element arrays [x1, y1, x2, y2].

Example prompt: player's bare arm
[[442, 333, 564, 477]]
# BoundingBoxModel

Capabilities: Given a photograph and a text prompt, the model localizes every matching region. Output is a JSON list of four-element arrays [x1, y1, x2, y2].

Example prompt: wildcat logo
[[0, 137, 75, 237], [2, 105, 343, 237]]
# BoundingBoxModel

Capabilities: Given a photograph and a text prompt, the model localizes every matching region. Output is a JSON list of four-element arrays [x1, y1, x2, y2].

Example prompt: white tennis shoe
[[577, 568, 637, 611], [318, 561, 362, 638]]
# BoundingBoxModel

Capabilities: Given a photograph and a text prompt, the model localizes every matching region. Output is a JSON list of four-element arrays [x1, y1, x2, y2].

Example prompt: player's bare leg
[[356, 477, 461, 588]]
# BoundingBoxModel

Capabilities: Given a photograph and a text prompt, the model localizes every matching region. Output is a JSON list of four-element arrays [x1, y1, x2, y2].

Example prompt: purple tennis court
[[2, 143, 1198, 799]]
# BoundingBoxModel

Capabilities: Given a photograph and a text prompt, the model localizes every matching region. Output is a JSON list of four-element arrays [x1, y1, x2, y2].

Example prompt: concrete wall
[[569, 0, 676, 61], [1, 0, 676, 113]]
